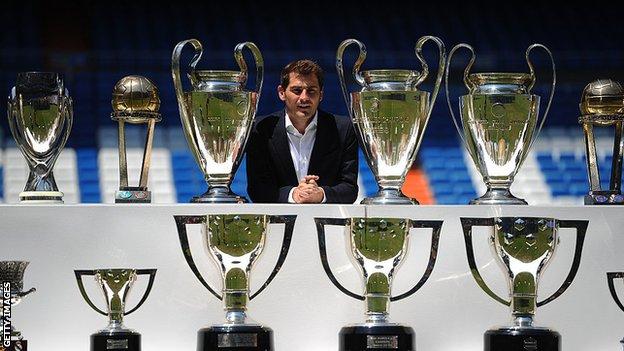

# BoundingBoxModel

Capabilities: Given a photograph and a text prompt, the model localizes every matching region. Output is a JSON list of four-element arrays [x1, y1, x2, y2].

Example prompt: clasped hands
[[293, 175, 324, 203]]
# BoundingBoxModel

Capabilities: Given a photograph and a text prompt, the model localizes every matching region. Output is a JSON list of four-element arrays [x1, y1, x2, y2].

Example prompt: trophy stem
[[191, 185, 248, 203], [471, 185, 527, 205], [360, 188, 418, 205], [513, 315, 534, 327], [225, 310, 247, 324]]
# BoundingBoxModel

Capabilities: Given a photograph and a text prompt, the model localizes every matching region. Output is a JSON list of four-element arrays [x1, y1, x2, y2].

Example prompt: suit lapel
[[270, 110, 298, 184], [308, 110, 339, 177]]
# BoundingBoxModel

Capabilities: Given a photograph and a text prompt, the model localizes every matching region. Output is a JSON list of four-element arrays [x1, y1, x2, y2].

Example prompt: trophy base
[[19, 191, 63, 203], [3, 339, 27, 351], [484, 326, 560, 351], [360, 189, 418, 205], [471, 188, 527, 205], [115, 189, 151, 203], [584, 192, 624, 205], [191, 187, 248, 204], [91, 331, 141, 351], [197, 324, 273, 351], [339, 324, 414, 351]]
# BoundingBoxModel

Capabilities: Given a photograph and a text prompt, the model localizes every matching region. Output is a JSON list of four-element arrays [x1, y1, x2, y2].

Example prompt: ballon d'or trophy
[[315, 216, 442, 351], [111, 75, 161, 203], [0, 261, 36, 351], [7, 72, 73, 203], [578, 79, 624, 204], [172, 39, 263, 203], [607, 272, 624, 348], [461, 217, 587, 351], [174, 214, 296, 351], [75, 269, 156, 351], [446, 44, 555, 204], [336, 36, 446, 204]]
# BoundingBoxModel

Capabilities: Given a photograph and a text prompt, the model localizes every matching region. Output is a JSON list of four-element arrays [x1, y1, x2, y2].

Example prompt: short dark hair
[[280, 59, 324, 89]]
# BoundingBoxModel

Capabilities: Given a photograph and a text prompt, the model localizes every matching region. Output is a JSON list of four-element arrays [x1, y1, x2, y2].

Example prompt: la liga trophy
[[315, 216, 442, 351], [336, 36, 446, 204], [0, 261, 36, 351], [607, 272, 624, 348], [74, 269, 157, 351], [7, 72, 73, 203], [172, 39, 263, 203], [461, 217, 587, 351], [446, 44, 555, 204], [174, 214, 296, 351]]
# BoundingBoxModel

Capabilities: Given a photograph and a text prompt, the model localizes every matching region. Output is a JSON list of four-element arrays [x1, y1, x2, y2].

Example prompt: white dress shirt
[[285, 112, 326, 203]]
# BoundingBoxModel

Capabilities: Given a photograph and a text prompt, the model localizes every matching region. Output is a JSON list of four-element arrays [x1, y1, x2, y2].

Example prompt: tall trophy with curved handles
[[336, 37, 445, 205], [174, 214, 296, 351], [172, 39, 263, 203], [461, 217, 587, 351], [74, 269, 157, 351], [0, 261, 36, 351], [446, 44, 555, 204], [607, 272, 624, 348], [7, 72, 73, 203], [315, 217, 442, 351]]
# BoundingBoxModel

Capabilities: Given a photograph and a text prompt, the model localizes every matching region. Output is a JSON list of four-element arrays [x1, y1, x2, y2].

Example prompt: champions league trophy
[[74, 269, 157, 351], [461, 217, 588, 351], [336, 36, 446, 204], [0, 261, 36, 351], [315, 216, 442, 351], [578, 79, 624, 204], [174, 214, 296, 351], [446, 44, 555, 204], [607, 272, 624, 348], [111, 75, 161, 203], [172, 39, 263, 203], [7, 72, 73, 203]]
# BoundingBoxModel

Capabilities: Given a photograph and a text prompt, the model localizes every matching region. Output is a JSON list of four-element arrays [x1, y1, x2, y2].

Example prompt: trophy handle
[[16, 287, 36, 298], [390, 220, 443, 301], [525, 43, 556, 149], [174, 215, 222, 300], [536, 220, 587, 306], [460, 217, 510, 306], [315, 217, 364, 301], [336, 39, 367, 116], [171, 39, 202, 136], [234, 42, 264, 95], [444, 43, 475, 147], [74, 269, 108, 316], [124, 268, 157, 315], [607, 272, 624, 313], [249, 215, 296, 300], [414, 35, 445, 111]]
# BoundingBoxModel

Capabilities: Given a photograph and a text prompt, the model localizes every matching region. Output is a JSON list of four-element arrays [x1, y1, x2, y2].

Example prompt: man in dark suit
[[246, 59, 358, 203]]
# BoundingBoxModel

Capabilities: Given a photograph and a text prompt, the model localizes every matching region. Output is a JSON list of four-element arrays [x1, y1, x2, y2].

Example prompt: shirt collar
[[285, 111, 318, 136]]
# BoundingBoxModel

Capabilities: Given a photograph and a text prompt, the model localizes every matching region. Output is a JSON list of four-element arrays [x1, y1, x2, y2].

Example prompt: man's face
[[278, 73, 323, 122]]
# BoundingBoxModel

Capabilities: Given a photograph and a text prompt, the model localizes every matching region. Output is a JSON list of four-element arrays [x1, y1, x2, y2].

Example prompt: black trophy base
[[197, 324, 273, 351], [91, 331, 141, 351], [339, 324, 414, 351], [484, 327, 560, 351], [3, 339, 27, 351]]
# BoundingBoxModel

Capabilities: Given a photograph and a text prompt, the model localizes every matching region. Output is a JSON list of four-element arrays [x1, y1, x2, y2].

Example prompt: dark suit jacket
[[246, 109, 358, 203]]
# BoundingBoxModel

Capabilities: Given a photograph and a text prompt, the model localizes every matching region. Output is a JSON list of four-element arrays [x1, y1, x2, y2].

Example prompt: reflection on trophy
[[461, 217, 587, 351], [0, 261, 36, 351], [446, 44, 555, 204], [315, 217, 442, 351], [172, 39, 263, 203], [578, 79, 624, 204], [111, 75, 161, 203], [606, 272, 624, 348], [7, 72, 73, 203], [74, 269, 156, 351], [174, 214, 296, 351], [336, 36, 446, 204]]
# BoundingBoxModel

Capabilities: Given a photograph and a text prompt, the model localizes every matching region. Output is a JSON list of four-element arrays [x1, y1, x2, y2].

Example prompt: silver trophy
[[172, 39, 263, 203], [0, 261, 36, 351], [446, 44, 555, 204], [336, 36, 446, 204], [174, 214, 296, 351], [578, 79, 624, 204], [74, 268, 156, 351], [315, 217, 442, 351], [7, 72, 73, 203], [461, 217, 587, 351], [111, 75, 162, 203], [607, 272, 624, 348]]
